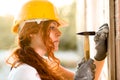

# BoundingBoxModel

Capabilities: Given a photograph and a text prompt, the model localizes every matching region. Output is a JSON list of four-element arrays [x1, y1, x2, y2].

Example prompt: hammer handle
[[84, 36, 90, 61]]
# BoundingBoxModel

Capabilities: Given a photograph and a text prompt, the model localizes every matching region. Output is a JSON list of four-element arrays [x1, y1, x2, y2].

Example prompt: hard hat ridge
[[18, 19, 49, 33]]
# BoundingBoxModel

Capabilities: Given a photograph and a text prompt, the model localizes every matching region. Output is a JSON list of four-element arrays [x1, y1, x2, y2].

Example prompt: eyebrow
[[53, 22, 58, 25]]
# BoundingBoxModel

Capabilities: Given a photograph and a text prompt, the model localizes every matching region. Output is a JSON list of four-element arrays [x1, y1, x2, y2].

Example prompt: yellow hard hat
[[12, 0, 67, 33]]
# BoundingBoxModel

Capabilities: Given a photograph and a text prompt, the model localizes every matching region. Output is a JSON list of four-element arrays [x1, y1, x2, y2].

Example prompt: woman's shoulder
[[8, 64, 40, 80], [15, 64, 36, 72]]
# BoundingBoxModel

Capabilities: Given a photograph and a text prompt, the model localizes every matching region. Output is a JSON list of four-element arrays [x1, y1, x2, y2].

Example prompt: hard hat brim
[[12, 19, 68, 34]]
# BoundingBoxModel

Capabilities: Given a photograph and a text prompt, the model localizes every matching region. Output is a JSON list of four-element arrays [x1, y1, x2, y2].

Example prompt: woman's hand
[[74, 58, 96, 80], [94, 23, 109, 61]]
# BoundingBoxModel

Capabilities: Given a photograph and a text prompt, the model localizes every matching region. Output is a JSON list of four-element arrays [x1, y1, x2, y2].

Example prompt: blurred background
[[0, 0, 108, 80]]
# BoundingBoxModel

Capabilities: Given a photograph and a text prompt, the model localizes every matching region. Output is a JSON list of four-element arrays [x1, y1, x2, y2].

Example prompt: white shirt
[[8, 64, 41, 80]]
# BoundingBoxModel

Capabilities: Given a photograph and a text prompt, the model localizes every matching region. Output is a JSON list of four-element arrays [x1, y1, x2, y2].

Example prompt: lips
[[54, 40, 59, 43], [54, 40, 59, 46]]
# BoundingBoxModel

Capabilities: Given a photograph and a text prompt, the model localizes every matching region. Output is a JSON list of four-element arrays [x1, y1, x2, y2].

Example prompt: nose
[[56, 29, 61, 37]]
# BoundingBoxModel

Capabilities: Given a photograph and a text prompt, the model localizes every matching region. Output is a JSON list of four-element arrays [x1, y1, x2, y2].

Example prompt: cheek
[[50, 32, 55, 41]]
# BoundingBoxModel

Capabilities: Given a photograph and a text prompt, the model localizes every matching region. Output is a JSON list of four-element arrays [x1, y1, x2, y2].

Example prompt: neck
[[30, 42, 47, 56], [34, 48, 46, 56]]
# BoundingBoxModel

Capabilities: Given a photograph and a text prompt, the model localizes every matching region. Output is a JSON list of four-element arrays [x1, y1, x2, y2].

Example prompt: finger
[[94, 24, 109, 42], [77, 57, 86, 67], [90, 67, 96, 80], [94, 33, 100, 42], [87, 58, 94, 65], [98, 26, 109, 34], [91, 64, 96, 70]]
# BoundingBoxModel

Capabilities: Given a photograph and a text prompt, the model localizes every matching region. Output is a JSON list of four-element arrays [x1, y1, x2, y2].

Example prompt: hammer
[[77, 31, 95, 61]]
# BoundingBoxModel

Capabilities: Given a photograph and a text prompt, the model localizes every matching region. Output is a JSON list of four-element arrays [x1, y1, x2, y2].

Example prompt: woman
[[7, 0, 108, 80], [7, 20, 67, 80]]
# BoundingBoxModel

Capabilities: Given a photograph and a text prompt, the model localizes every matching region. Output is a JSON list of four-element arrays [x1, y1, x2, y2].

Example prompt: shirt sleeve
[[8, 64, 41, 80]]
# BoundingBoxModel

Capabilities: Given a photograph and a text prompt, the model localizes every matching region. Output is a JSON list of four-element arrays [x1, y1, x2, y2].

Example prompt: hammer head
[[77, 31, 95, 35]]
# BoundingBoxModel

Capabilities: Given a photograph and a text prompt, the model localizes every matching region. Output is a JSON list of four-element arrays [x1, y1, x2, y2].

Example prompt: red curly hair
[[6, 20, 64, 80]]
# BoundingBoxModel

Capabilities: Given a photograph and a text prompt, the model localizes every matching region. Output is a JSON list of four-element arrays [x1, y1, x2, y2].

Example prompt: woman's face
[[30, 21, 61, 54], [49, 21, 61, 51]]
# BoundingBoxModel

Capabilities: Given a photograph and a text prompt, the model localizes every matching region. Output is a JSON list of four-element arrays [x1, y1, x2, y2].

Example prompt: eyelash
[[50, 26, 55, 30]]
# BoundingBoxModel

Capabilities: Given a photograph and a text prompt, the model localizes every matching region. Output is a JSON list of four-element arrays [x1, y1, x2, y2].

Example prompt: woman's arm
[[94, 60, 105, 80], [45, 57, 74, 80], [94, 23, 109, 80], [59, 59, 96, 80], [58, 65, 74, 80], [58, 59, 105, 80]]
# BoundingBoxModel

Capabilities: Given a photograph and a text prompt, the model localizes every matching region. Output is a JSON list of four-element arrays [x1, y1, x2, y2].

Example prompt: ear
[[30, 34, 37, 38]]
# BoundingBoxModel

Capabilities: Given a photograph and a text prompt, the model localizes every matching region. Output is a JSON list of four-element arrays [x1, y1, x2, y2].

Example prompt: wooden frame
[[108, 0, 116, 80]]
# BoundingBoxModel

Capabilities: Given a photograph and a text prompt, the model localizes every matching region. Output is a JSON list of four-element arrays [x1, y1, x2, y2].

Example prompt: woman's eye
[[50, 26, 55, 30]]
